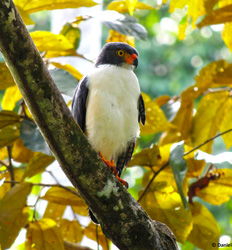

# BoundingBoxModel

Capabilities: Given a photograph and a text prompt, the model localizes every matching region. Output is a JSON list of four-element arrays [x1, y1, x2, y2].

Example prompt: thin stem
[[7, 146, 14, 187]]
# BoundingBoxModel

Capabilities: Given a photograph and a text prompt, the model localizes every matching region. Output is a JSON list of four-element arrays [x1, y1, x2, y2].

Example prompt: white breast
[[86, 65, 140, 161]]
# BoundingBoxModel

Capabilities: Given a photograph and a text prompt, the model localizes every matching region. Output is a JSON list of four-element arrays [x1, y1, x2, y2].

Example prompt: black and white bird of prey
[[71, 42, 145, 187]]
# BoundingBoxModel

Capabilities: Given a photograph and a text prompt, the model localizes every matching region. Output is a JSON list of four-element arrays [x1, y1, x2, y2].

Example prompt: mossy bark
[[0, 1, 178, 249]]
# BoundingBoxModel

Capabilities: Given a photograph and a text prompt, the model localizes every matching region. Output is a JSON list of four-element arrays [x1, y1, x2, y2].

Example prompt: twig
[[7, 146, 14, 187], [138, 128, 232, 202]]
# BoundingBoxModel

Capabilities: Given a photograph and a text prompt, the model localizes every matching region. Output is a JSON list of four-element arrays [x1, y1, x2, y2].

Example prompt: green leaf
[[0, 110, 20, 129], [20, 119, 52, 155], [0, 183, 32, 249], [169, 142, 188, 209], [128, 144, 161, 167], [14, 0, 98, 14], [49, 69, 78, 97], [22, 153, 54, 180], [101, 11, 147, 40], [60, 22, 81, 50], [0, 123, 20, 148], [0, 63, 15, 90], [26, 218, 65, 250]]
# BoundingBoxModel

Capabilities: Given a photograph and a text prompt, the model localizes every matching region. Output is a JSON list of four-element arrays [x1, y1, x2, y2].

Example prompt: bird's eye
[[117, 50, 125, 57]]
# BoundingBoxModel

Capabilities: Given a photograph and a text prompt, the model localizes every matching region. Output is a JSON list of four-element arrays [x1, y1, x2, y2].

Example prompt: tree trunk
[[0, 1, 178, 249]]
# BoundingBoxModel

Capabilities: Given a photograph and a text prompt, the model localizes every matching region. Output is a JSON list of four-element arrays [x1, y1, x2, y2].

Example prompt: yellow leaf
[[51, 62, 83, 81], [107, 0, 154, 14], [126, 0, 138, 15], [84, 223, 109, 250], [12, 138, 35, 163], [198, 4, 232, 28], [2, 86, 22, 110], [0, 183, 32, 250], [223, 23, 232, 53], [16, 5, 34, 25], [191, 92, 230, 153], [188, 202, 220, 250], [30, 31, 77, 58], [169, 0, 187, 13], [140, 93, 170, 135], [178, 22, 188, 40], [71, 205, 89, 216], [107, 30, 135, 47], [44, 202, 66, 222], [197, 169, 232, 205], [0, 169, 24, 200], [41, 186, 86, 207], [0, 123, 20, 148], [140, 181, 192, 243], [22, 153, 54, 180], [220, 98, 232, 148], [60, 219, 84, 243], [0, 110, 20, 129], [14, 0, 98, 14], [0, 63, 15, 90], [26, 218, 65, 250], [128, 144, 161, 167], [154, 95, 170, 107]]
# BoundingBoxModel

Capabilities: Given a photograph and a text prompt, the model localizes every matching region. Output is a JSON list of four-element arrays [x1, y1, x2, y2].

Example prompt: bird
[[71, 42, 145, 222]]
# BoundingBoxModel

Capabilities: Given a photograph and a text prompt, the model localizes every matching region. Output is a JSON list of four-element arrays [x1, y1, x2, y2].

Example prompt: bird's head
[[95, 42, 138, 69]]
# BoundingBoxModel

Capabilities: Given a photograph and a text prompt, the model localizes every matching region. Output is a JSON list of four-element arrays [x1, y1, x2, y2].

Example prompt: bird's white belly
[[85, 65, 140, 161]]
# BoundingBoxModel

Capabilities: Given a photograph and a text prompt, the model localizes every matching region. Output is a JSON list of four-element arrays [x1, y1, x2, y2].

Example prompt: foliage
[[1, 0, 232, 249]]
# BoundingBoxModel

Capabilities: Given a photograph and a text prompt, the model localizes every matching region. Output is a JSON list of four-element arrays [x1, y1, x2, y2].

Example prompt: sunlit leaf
[[101, 11, 147, 40], [60, 22, 80, 50], [223, 23, 232, 53], [128, 144, 161, 167], [140, 181, 192, 243], [84, 223, 109, 250], [30, 31, 77, 58], [20, 119, 51, 155], [220, 98, 232, 148], [43, 202, 66, 222], [187, 202, 220, 250], [191, 92, 230, 153], [0, 169, 24, 199], [60, 219, 84, 243], [154, 95, 171, 107], [0, 183, 32, 249], [108, 0, 154, 14], [2, 86, 22, 110], [22, 153, 54, 180], [125, 0, 138, 15], [41, 186, 86, 207], [0, 63, 15, 90], [26, 218, 65, 250], [169, 142, 188, 209], [140, 93, 170, 135], [14, 0, 98, 14], [49, 68, 78, 97], [196, 169, 232, 205], [16, 5, 35, 25], [51, 62, 83, 81], [198, 4, 232, 28], [107, 30, 135, 47], [12, 138, 35, 163], [0, 123, 20, 148], [0, 110, 20, 129]]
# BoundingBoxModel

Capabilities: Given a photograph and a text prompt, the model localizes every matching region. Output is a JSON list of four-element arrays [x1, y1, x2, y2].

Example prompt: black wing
[[116, 94, 146, 175], [71, 76, 89, 133], [138, 93, 146, 125]]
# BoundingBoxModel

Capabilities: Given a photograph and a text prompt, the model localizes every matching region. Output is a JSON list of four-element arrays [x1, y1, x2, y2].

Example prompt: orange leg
[[99, 153, 128, 188]]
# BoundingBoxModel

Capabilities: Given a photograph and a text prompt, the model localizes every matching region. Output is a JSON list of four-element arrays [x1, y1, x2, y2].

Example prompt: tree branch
[[0, 1, 178, 249]]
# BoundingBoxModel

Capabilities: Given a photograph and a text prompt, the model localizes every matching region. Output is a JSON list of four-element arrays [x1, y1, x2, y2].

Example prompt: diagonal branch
[[0, 1, 177, 250]]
